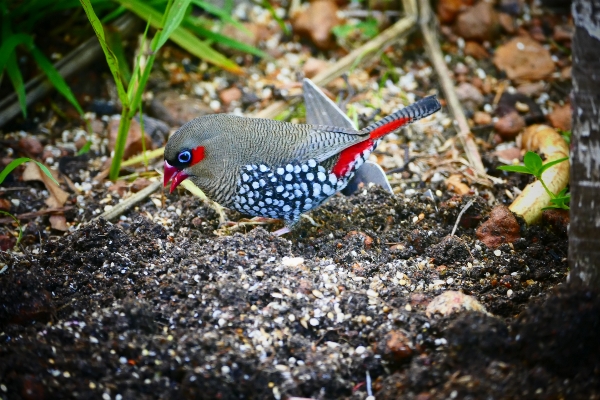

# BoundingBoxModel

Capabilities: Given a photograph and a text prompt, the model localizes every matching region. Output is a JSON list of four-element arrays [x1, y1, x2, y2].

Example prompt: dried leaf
[[22, 163, 69, 208]]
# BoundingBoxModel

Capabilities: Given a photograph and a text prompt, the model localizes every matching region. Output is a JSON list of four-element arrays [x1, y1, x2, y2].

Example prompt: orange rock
[[473, 111, 492, 125], [493, 36, 555, 81], [453, 1, 500, 42], [476, 205, 521, 248], [464, 41, 490, 59], [292, 1, 342, 50], [436, 0, 474, 24], [219, 87, 242, 106], [19, 137, 43, 156], [548, 103, 572, 132], [494, 111, 526, 140], [382, 330, 413, 362]]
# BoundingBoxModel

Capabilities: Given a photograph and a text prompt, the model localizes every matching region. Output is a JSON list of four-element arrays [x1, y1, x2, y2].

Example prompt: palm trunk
[[568, 0, 600, 286]]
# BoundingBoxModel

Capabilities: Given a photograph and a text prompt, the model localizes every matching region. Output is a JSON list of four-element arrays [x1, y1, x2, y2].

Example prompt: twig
[[0, 207, 74, 224], [94, 180, 161, 221], [451, 199, 474, 236], [418, 0, 486, 177]]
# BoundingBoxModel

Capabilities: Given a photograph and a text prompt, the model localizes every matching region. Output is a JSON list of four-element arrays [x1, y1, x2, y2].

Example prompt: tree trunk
[[568, 0, 600, 287]]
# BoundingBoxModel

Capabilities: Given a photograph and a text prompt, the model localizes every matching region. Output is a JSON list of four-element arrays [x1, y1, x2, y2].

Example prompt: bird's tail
[[361, 95, 441, 140]]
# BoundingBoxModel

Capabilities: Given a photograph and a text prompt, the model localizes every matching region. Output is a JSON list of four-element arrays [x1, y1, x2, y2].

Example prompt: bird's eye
[[178, 150, 192, 163]]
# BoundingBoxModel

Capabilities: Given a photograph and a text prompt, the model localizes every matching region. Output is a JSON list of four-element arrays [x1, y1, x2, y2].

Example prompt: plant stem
[[109, 106, 131, 181]]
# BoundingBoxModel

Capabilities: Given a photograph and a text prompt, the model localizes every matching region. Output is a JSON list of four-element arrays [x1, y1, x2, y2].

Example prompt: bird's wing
[[291, 124, 367, 163]]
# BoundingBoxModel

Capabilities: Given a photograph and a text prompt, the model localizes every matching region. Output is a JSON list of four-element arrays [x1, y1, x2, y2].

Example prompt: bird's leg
[[272, 226, 291, 236]]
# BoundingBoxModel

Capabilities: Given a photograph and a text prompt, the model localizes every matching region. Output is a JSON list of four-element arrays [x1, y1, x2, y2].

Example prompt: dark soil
[[1, 186, 597, 399]]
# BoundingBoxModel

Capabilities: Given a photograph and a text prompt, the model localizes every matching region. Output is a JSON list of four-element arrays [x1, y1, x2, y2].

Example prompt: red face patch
[[191, 146, 205, 165]]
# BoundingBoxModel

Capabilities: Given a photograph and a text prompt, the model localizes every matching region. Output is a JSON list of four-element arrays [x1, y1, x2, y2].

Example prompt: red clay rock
[[548, 103, 572, 132], [476, 204, 521, 248], [453, 1, 500, 42], [381, 330, 413, 362], [436, 0, 474, 24], [19, 137, 43, 156], [494, 111, 526, 140], [494, 36, 555, 81], [464, 41, 490, 59], [542, 208, 569, 237], [219, 87, 242, 106]]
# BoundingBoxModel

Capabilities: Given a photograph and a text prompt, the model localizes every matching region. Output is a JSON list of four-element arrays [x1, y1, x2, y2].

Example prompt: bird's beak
[[164, 160, 189, 193]]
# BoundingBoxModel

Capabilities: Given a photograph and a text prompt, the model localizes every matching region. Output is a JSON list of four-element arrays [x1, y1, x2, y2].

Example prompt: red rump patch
[[191, 146, 205, 165], [367, 117, 410, 140], [331, 139, 374, 177]]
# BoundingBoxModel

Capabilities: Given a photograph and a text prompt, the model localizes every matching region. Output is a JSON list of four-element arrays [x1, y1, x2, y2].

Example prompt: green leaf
[[30, 47, 84, 116], [5, 54, 27, 118], [539, 156, 569, 174], [190, 0, 249, 34], [0, 211, 22, 247], [79, 0, 129, 106], [117, 0, 242, 73], [0, 33, 34, 73], [0, 158, 59, 187], [76, 141, 92, 155], [184, 21, 266, 58], [523, 151, 543, 176], [154, 0, 192, 50], [497, 165, 533, 174]]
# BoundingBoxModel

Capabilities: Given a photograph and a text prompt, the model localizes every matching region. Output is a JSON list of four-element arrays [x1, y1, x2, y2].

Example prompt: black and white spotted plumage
[[164, 95, 441, 227]]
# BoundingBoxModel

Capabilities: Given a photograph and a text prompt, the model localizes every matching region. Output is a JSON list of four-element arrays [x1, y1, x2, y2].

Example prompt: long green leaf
[[497, 165, 532, 174], [30, 47, 84, 115], [116, 0, 242, 74], [155, 0, 192, 50], [539, 156, 569, 174], [79, 0, 129, 106], [0, 157, 59, 186], [190, 0, 249, 34], [184, 21, 266, 58], [5, 55, 27, 117], [0, 33, 34, 73]]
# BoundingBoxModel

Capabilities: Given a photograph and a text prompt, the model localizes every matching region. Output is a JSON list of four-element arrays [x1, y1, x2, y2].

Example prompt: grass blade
[[154, 0, 192, 50], [5, 55, 27, 118], [0, 158, 60, 186], [184, 20, 267, 58], [30, 47, 84, 115], [79, 0, 129, 106], [190, 0, 249, 34], [116, 0, 242, 74]]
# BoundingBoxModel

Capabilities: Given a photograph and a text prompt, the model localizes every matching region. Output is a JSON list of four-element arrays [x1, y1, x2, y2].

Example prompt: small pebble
[[494, 249, 502, 256], [355, 346, 366, 355]]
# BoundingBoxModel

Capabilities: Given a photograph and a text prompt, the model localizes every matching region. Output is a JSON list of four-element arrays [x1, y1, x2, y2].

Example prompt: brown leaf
[[22, 163, 69, 208], [49, 215, 69, 231], [493, 36, 555, 81]]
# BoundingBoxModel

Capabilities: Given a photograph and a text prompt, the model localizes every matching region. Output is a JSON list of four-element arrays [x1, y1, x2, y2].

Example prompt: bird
[[164, 95, 441, 234]]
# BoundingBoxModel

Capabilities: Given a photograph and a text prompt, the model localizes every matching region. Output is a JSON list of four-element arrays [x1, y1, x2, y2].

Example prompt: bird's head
[[163, 118, 212, 193]]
